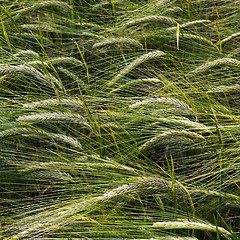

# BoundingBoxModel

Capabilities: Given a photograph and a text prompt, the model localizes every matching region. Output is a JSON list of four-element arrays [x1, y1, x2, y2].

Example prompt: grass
[[0, 0, 239, 239]]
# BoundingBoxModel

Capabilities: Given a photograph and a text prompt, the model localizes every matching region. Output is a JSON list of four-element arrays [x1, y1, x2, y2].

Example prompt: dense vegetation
[[0, 0, 240, 239]]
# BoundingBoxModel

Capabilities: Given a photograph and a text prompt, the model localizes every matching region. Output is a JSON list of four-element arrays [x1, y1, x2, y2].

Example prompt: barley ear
[[109, 50, 166, 85], [153, 221, 232, 240], [22, 98, 83, 108], [189, 58, 240, 75], [123, 15, 177, 28], [93, 37, 143, 49], [139, 130, 204, 153]]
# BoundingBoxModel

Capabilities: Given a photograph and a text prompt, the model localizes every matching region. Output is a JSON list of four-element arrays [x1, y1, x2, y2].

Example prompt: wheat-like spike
[[44, 132, 82, 149], [225, 201, 240, 208], [14, 1, 71, 19], [189, 189, 240, 202], [149, 237, 198, 240], [57, 67, 80, 81], [123, 15, 177, 28], [139, 130, 204, 152], [0, 64, 61, 88], [80, 31, 106, 39], [189, 58, 240, 75], [14, 50, 39, 59], [151, 0, 172, 10], [22, 98, 83, 108], [129, 97, 192, 111], [207, 84, 240, 93], [93, 37, 143, 49], [162, 6, 183, 13], [0, 127, 46, 137], [57, 67, 88, 89], [220, 32, 240, 45], [167, 20, 211, 31], [0, 127, 82, 149], [21, 160, 136, 173], [154, 237, 198, 240], [81, 22, 104, 30], [49, 57, 83, 66], [182, 34, 217, 49], [92, 0, 127, 9], [12, 33, 54, 45], [110, 50, 166, 85], [17, 112, 89, 126], [179, 20, 211, 28], [92, 0, 109, 9], [0, 74, 8, 83], [70, 20, 104, 30], [26, 57, 83, 68], [153, 221, 231, 240], [109, 78, 161, 95], [81, 163, 136, 172], [155, 117, 207, 130], [25, 169, 74, 182], [20, 24, 60, 33]]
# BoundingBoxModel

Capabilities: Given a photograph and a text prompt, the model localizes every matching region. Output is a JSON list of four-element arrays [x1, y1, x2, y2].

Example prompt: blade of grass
[[0, 15, 11, 51]]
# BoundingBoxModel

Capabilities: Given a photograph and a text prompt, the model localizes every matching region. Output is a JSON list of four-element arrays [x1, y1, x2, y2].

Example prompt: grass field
[[0, 0, 240, 239]]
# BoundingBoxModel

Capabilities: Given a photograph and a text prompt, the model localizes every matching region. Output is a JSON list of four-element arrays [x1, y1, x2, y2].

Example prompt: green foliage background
[[0, 0, 239, 239]]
